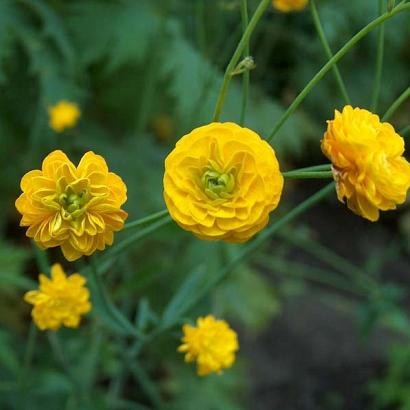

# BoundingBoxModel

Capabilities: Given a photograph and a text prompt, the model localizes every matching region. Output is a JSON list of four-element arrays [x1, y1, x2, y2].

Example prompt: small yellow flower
[[163, 122, 284, 242], [48, 100, 81, 132], [272, 0, 308, 12], [16, 150, 128, 261], [24, 263, 91, 331], [178, 315, 239, 376], [321, 105, 410, 221]]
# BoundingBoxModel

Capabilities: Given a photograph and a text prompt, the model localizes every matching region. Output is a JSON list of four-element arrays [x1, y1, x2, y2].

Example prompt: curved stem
[[163, 182, 335, 329], [213, 0, 271, 121], [286, 164, 332, 172], [382, 85, 410, 121], [89, 256, 140, 336], [239, 0, 250, 126], [400, 124, 410, 137], [310, 0, 350, 105], [267, 3, 410, 143], [283, 170, 333, 179], [371, 0, 385, 112], [102, 216, 172, 261], [124, 210, 169, 230]]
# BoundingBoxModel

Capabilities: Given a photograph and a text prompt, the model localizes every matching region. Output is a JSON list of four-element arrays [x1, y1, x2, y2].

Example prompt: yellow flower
[[321, 105, 410, 221], [163, 122, 283, 242], [178, 315, 239, 376], [16, 150, 128, 261], [48, 100, 81, 132], [24, 263, 91, 331], [272, 0, 308, 12]]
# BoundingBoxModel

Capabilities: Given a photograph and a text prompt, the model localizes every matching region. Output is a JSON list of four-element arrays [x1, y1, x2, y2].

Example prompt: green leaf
[[0, 240, 33, 291], [214, 266, 281, 332], [67, 0, 159, 73], [161, 265, 207, 329]]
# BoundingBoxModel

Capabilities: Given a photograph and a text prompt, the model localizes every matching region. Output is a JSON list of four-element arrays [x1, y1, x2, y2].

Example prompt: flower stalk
[[268, 2, 410, 142], [213, 0, 272, 121]]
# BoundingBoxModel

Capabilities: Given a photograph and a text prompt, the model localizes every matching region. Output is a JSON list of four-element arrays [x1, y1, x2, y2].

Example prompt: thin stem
[[18, 323, 37, 408], [21, 323, 37, 378], [89, 256, 139, 336], [285, 164, 332, 173], [31, 241, 50, 275], [371, 0, 385, 112], [48, 332, 86, 402], [259, 256, 365, 297], [283, 170, 333, 179], [400, 124, 410, 137], [239, 0, 250, 126], [267, 3, 410, 143], [279, 230, 378, 291], [382, 85, 410, 121], [127, 361, 163, 409], [163, 182, 335, 329], [131, 184, 335, 356], [213, 0, 271, 121], [123, 210, 169, 231], [310, 0, 350, 105], [102, 216, 172, 261]]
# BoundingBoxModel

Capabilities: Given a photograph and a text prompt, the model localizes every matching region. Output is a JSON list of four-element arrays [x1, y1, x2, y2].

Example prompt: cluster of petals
[[163, 122, 284, 242], [24, 263, 91, 331], [48, 100, 81, 132], [178, 315, 239, 376], [272, 0, 308, 12], [322, 105, 410, 221], [16, 150, 128, 261]]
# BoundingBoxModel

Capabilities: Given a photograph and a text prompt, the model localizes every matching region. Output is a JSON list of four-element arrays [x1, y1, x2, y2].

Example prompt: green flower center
[[201, 170, 235, 200], [58, 187, 88, 218]]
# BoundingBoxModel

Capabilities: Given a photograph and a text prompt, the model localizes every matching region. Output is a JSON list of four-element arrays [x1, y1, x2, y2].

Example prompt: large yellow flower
[[48, 101, 81, 132], [321, 105, 410, 221], [178, 315, 239, 376], [272, 0, 308, 12], [16, 150, 128, 261], [163, 122, 283, 242], [24, 263, 91, 331]]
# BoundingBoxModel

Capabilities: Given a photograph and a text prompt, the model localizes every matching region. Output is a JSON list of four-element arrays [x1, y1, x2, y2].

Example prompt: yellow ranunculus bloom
[[272, 0, 308, 12], [163, 122, 284, 242], [16, 150, 128, 261], [48, 100, 81, 132], [321, 105, 410, 221], [24, 263, 91, 331], [178, 315, 239, 376]]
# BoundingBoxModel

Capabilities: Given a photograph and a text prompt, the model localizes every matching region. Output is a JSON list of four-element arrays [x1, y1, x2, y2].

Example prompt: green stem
[[400, 124, 410, 137], [279, 230, 378, 291], [31, 241, 50, 275], [127, 361, 163, 409], [124, 210, 169, 230], [213, 0, 271, 121], [131, 184, 335, 356], [310, 0, 350, 105], [18, 322, 37, 409], [259, 256, 365, 297], [283, 170, 333, 179], [48, 332, 86, 401], [382, 85, 410, 121], [371, 0, 385, 112], [285, 164, 332, 173], [89, 256, 139, 336], [239, 0, 250, 126], [102, 216, 172, 261], [267, 3, 410, 143], [164, 182, 335, 329]]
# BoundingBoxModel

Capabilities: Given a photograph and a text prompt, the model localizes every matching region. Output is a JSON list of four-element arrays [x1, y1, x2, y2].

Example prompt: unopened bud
[[231, 56, 256, 76]]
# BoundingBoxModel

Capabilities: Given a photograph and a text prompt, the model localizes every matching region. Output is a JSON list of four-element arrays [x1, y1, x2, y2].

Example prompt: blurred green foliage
[[1, 0, 410, 409]]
